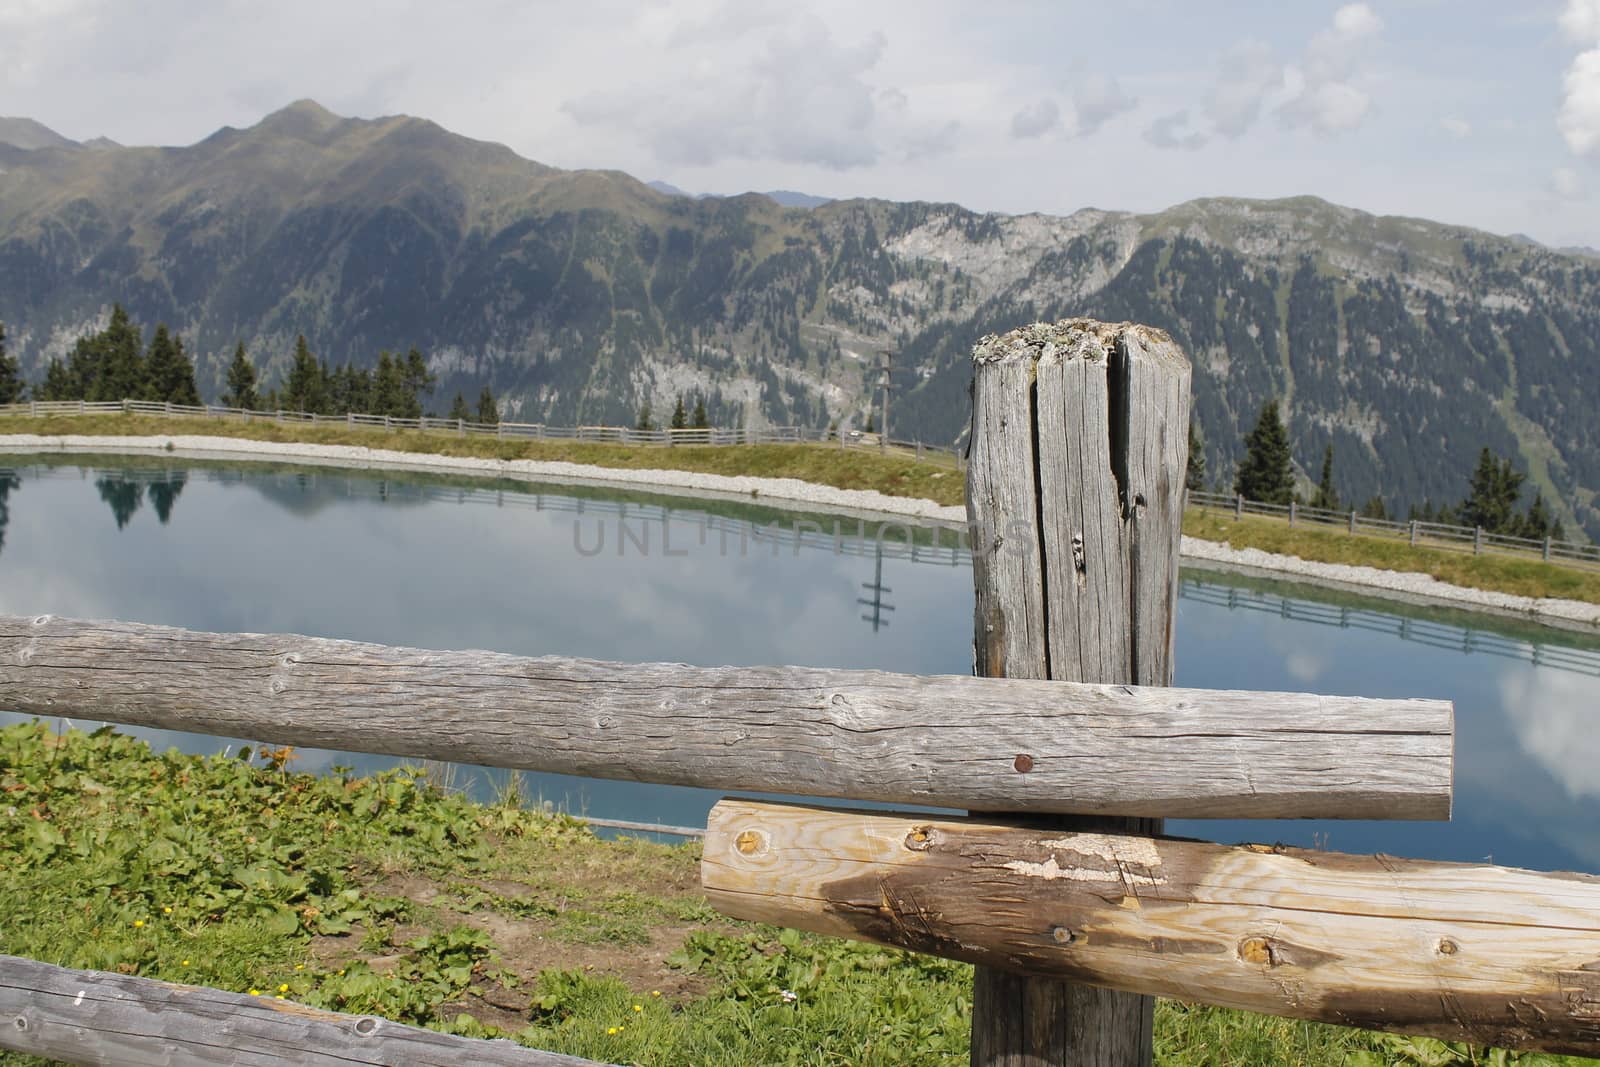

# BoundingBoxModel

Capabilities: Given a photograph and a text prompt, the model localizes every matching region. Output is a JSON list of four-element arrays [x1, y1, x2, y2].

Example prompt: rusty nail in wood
[[1013, 754, 1034, 773]]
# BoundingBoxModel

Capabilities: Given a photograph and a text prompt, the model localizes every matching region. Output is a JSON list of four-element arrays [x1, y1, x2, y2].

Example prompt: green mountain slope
[[1, 102, 1596, 537]]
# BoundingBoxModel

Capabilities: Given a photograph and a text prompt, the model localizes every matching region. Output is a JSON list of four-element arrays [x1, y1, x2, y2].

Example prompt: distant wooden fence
[[1191, 489, 1600, 571], [3, 320, 1598, 1067], [0, 398, 963, 465]]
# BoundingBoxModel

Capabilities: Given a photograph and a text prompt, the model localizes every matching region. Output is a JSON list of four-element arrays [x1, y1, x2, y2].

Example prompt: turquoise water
[[1, 455, 1597, 873]]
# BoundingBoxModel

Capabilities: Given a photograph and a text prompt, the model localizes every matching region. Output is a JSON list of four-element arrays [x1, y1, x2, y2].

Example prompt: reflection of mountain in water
[[0, 471, 17, 556], [92, 470, 188, 530]]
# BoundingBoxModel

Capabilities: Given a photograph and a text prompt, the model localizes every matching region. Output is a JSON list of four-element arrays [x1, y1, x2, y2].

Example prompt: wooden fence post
[[1474, 526, 1483, 555], [967, 319, 1190, 1066], [1234, 492, 1243, 520]]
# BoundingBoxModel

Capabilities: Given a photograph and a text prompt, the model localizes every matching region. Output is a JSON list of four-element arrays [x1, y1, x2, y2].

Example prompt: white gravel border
[[3, 432, 1596, 633]]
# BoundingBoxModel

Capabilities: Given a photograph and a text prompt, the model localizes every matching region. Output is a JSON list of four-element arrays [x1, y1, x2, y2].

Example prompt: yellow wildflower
[[650, 990, 661, 997], [132, 920, 144, 928], [162, 906, 172, 914], [180, 960, 190, 967], [633, 1004, 642, 1012], [607, 1027, 618, 1036], [278, 984, 289, 993], [248, 989, 261, 996]]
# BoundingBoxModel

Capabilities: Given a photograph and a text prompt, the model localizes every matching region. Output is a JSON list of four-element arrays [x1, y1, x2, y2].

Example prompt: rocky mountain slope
[[1, 102, 1596, 537]]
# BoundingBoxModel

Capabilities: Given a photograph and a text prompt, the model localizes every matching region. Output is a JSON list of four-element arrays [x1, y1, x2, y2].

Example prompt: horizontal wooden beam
[[0, 613, 1451, 819], [0, 954, 596, 1066], [702, 800, 1600, 1056]]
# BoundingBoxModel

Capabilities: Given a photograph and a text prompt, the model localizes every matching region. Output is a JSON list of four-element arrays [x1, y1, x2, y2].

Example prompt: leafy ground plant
[[1, 721, 1596, 1066]]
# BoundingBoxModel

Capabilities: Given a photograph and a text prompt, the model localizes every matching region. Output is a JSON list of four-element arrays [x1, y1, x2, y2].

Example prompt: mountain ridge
[[0, 101, 1596, 538]]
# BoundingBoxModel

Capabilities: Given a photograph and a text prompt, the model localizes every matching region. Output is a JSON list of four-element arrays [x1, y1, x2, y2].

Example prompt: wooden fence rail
[[0, 955, 599, 1066], [0, 399, 962, 466], [702, 800, 1600, 1057], [0, 613, 1452, 820], [1189, 489, 1600, 571]]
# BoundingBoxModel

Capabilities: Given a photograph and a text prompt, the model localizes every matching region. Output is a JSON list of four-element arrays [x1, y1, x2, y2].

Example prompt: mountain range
[[1, 101, 1596, 538]]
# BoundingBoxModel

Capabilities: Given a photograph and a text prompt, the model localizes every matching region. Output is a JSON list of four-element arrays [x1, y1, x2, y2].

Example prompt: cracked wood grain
[[968, 320, 1193, 1066], [0, 613, 1450, 819], [703, 799, 1600, 1059]]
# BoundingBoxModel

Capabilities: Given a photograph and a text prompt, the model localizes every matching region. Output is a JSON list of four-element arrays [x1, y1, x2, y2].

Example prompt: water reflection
[[0, 469, 16, 556], [87, 470, 189, 530], [1179, 577, 1600, 680], [3, 456, 1600, 871]]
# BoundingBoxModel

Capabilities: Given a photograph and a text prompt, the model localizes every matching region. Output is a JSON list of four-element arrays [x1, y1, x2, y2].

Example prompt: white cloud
[[1146, 5, 1382, 152], [1010, 98, 1059, 140], [1144, 110, 1206, 150], [1559, 47, 1600, 155], [1204, 39, 1284, 138], [1551, 166, 1587, 199], [1009, 76, 1133, 142], [563, 8, 948, 171], [1333, 2, 1383, 38], [1279, 3, 1384, 134], [1562, 0, 1600, 43], [1440, 116, 1471, 138], [1499, 666, 1600, 801], [1069, 74, 1137, 136]]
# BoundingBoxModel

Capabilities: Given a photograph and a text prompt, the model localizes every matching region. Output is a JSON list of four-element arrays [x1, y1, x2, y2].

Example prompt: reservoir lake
[[1, 454, 1597, 874]]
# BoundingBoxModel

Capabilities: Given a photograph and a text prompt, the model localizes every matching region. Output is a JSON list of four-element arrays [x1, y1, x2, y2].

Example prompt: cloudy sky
[[3, 0, 1599, 247]]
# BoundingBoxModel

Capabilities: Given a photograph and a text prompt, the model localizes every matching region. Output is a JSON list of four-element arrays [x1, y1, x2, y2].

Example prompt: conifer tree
[[283, 335, 325, 414], [476, 386, 499, 426], [1360, 495, 1389, 521], [222, 342, 259, 410], [448, 391, 470, 421], [636, 400, 654, 431], [36, 358, 76, 401], [143, 325, 200, 406], [0, 322, 22, 404], [691, 395, 709, 429], [1458, 447, 1524, 534], [1517, 491, 1565, 542], [91, 305, 146, 402], [670, 395, 688, 430], [371, 351, 406, 417], [399, 347, 435, 419], [1233, 398, 1295, 505], [1184, 420, 1206, 492], [1310, 445, 1340, 511]]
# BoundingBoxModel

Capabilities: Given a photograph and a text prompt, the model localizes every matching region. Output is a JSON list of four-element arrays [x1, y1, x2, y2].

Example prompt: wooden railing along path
[[6, 399, 1597, 571], [2, 320, 1598, 1067]]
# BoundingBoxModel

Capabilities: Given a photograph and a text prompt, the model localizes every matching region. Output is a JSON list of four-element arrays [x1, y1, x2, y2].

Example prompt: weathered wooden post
[[967, 319, 1189, 1066]]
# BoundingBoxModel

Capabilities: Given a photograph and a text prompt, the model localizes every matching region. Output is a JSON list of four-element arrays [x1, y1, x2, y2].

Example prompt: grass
[[0, 413, 968, 505], [2, 722, 1594, 1066], [3, 412, 1597, 604], [1185, 508, 1600, 605]]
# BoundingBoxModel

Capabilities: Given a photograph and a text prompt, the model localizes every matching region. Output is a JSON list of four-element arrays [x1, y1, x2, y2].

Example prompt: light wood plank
[[704, 799, 1600, 1058]]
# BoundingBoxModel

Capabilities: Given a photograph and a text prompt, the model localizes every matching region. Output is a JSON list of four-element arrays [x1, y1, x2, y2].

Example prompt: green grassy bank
[[1, 413, 1596, 606], [1, 722, 1591, 1066]]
